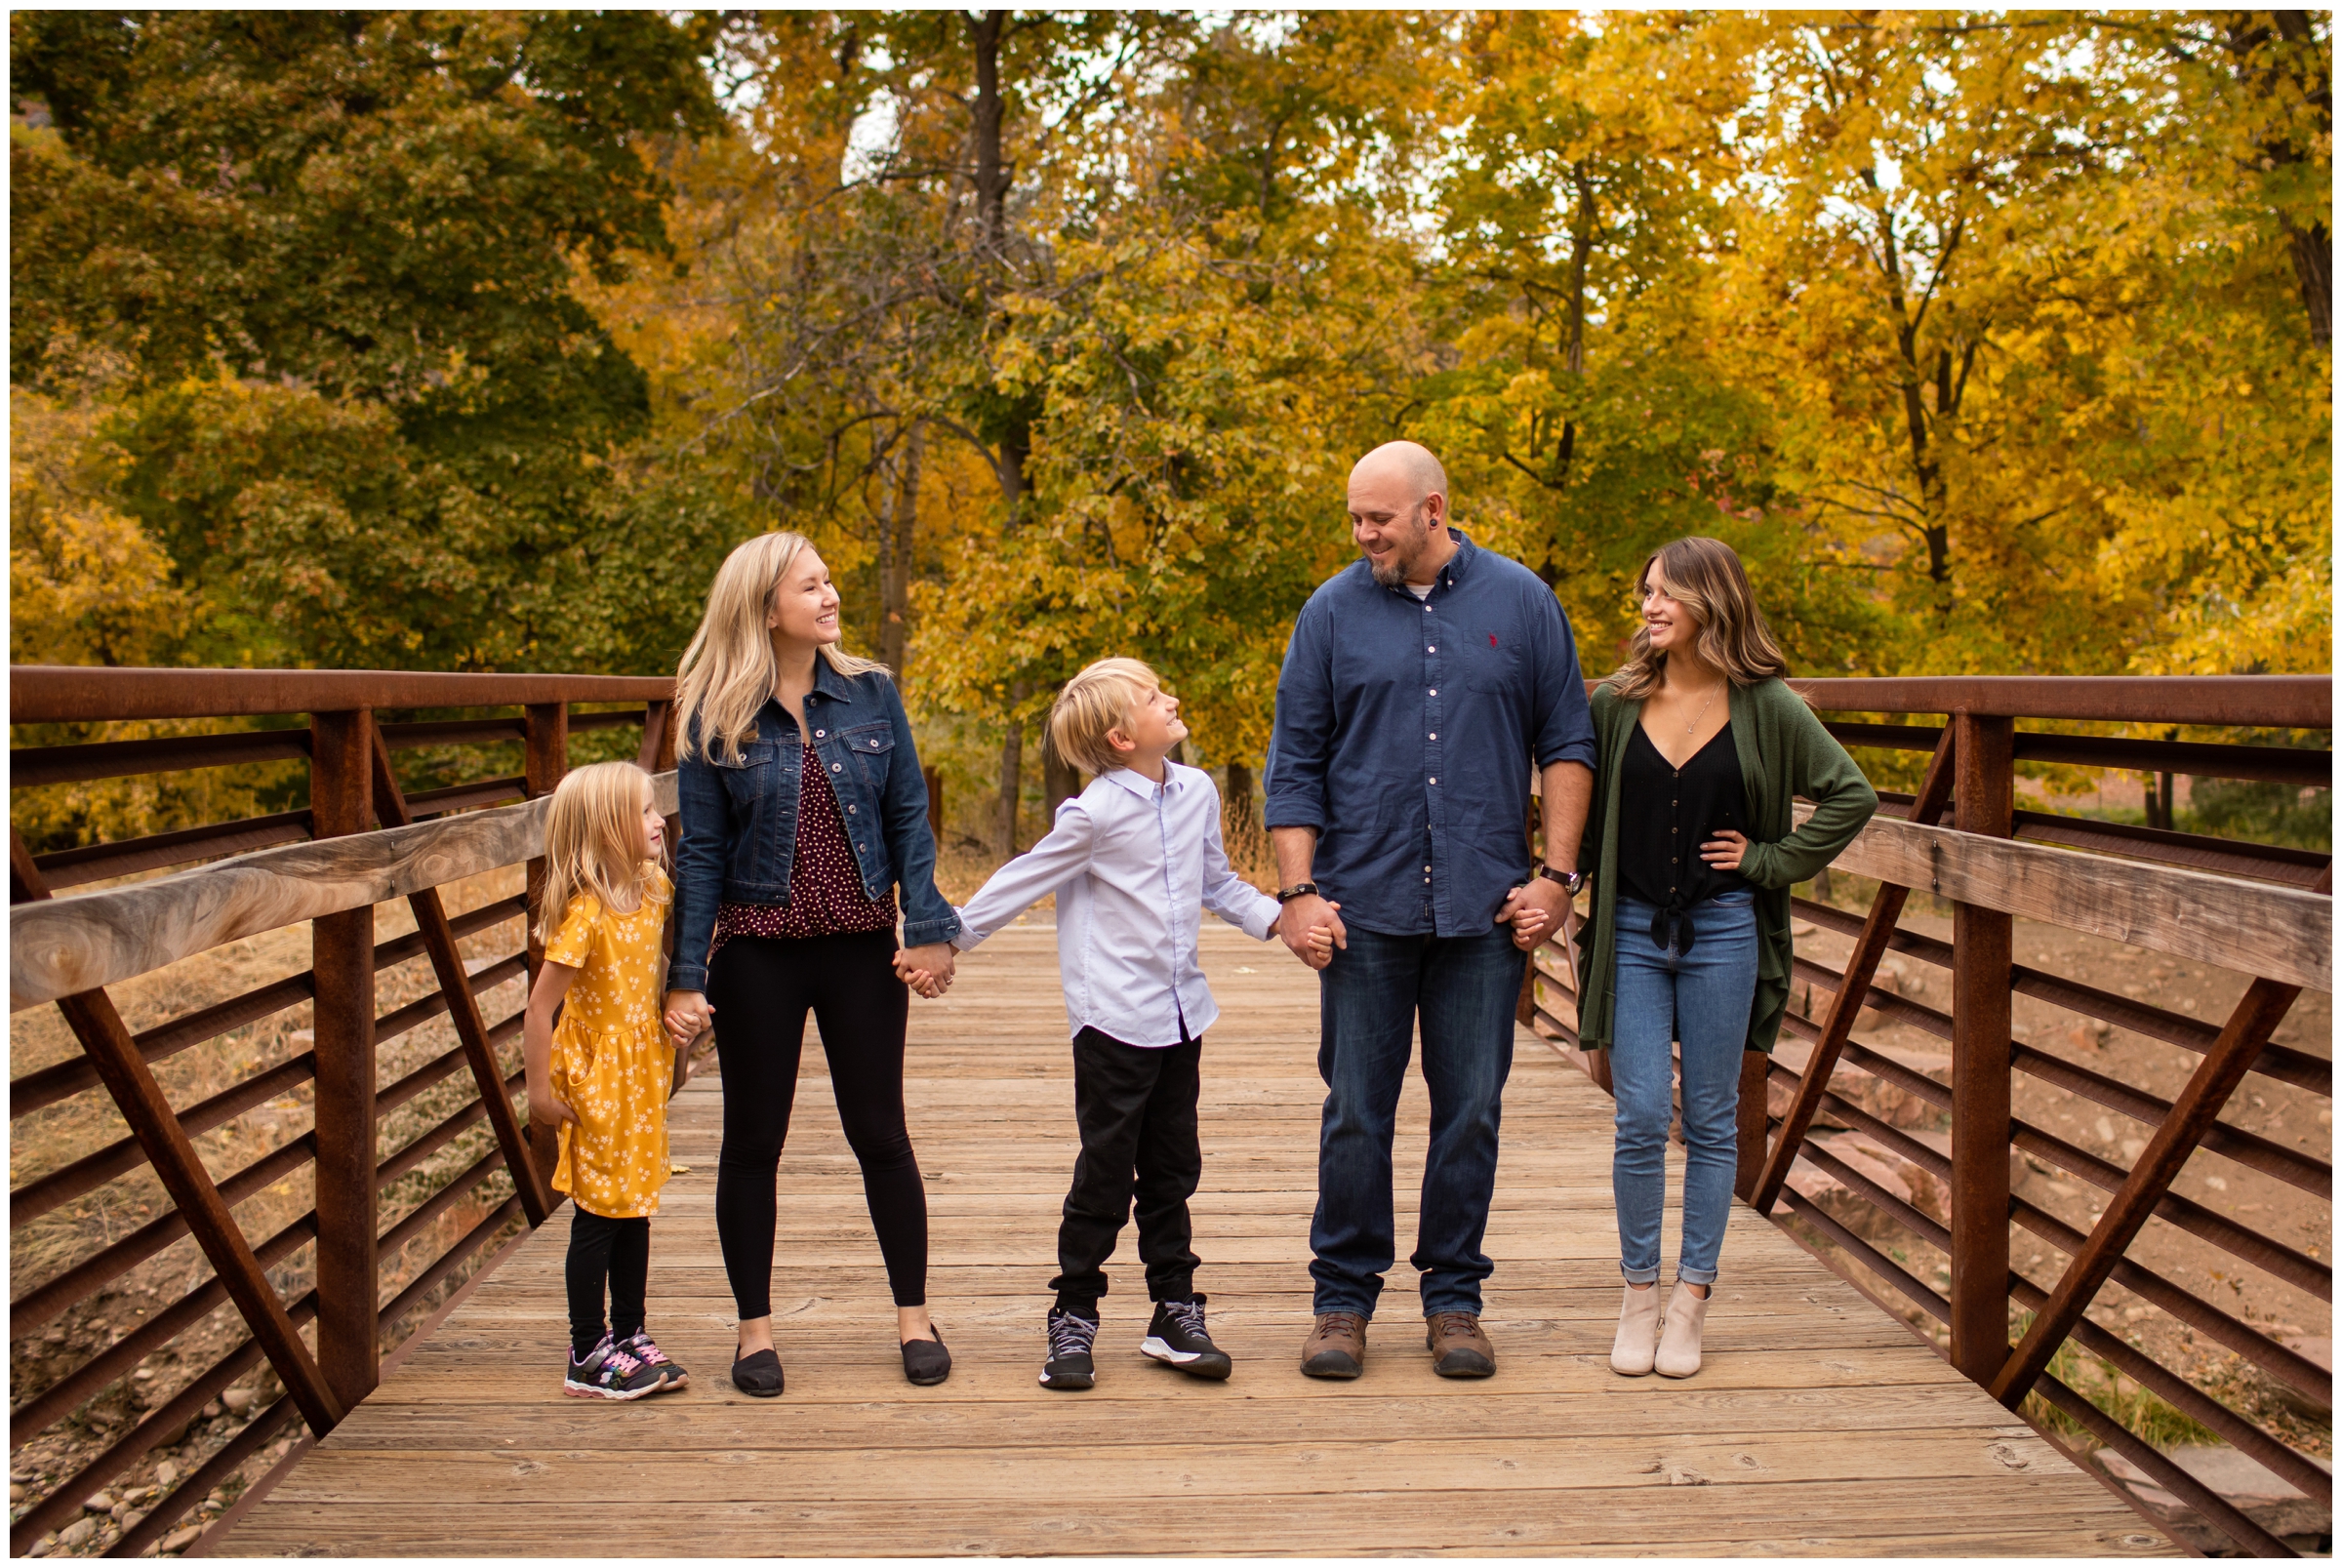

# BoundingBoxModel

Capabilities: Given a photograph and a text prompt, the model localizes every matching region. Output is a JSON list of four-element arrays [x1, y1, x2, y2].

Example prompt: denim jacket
[[669, 661, 960, 994]]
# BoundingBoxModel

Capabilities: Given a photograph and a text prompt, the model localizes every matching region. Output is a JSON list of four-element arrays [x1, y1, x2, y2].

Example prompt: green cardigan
[[1572, 676, 1878, 1054]]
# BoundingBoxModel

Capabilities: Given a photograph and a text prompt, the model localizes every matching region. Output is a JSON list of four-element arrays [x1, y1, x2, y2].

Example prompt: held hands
[[1278, 895, 1346, 971], [893, 942, 957, 999], [1497, 875, 1573, 952], [1699, 829, 1749, 872], [663, 989, 713, 1049]]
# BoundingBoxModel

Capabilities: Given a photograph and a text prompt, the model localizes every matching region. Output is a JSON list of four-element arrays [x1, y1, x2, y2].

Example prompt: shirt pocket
[[839, 721, 896, 792], [710, 739, 781, 810], [1463, 632, 1521, 695]]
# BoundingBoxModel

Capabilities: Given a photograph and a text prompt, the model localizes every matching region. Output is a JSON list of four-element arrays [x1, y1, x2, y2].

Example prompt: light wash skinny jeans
[[1609, 889, 1758, 1287]]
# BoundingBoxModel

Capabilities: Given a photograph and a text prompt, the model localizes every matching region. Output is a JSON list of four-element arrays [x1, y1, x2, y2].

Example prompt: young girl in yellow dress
[[523, 760, 690, 1399]]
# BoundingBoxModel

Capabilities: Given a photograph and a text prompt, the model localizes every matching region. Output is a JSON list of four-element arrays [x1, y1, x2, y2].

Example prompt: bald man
[[1263, 440, 1595, 1380]]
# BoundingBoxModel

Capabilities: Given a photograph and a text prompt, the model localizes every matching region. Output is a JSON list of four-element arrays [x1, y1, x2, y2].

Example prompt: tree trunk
[[1225, 760, 1256, 837], [1042, 734, 1078, 821], [2242, 12, 2332, 345], [1563, 163, 1594, 378], [996, 679, 1030, 857], [967, 11, 1011, 256], [2287, 221, 2332, 346], [878, 422, 921, 674]]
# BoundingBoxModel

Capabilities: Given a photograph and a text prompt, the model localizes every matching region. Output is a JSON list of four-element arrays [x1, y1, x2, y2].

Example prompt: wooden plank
[[8, 772, 680, 1008], [227, 1481, 2169, 1557], [220, 926, 2159, 1557], [1795, 802, 2332, 988]]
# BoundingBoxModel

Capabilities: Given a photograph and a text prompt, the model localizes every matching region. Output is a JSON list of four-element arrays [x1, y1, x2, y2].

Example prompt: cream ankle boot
[[1610, 1283, 1662, 1376], [1654, 1282, 1710, 1378]]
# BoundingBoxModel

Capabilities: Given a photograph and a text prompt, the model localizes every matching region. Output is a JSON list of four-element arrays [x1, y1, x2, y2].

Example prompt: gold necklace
[[1678, 677, 1724, 746]]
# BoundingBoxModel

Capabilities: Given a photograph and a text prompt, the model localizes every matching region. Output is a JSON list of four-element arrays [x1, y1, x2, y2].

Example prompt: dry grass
[[9, 867, 537, 1557]]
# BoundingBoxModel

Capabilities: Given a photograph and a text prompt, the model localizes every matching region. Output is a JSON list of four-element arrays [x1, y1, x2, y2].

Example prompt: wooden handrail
[[9, 773, 678, 1008], [1800, 803, 2333, 989]]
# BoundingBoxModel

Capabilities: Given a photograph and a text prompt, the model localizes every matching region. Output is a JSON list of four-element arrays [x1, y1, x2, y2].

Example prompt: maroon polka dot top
[[711, 741, 897, 955]]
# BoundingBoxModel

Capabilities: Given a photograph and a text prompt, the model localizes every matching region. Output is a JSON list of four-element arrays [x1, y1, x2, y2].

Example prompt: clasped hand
[[1496, 875, 1574, 951], [1276, 895, 1346, 971], [892, 942, 958, 999]]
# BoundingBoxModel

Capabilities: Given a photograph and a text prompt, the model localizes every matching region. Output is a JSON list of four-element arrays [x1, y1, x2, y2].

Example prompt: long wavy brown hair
[[1604, 536, 1791, 701]]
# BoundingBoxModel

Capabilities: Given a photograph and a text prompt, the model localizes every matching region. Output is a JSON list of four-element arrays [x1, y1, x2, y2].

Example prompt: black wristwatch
[[1275, 881, 1322, 904], [1537, 865, 1586, 895]]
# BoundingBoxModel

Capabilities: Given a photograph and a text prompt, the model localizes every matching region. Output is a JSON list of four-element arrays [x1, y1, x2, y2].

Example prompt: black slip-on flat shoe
[[731, 1346, 785, 1398], [901, 1330, 951, 1387]]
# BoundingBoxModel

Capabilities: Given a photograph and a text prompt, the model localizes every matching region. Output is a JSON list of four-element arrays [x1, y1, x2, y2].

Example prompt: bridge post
[[1948, 711, 2013, 1382], [309, 708, 380, 1411], [521, 702, 570, 1193]]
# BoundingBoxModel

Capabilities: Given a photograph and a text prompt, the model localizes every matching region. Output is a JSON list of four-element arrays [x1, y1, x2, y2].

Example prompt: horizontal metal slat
[[9, 728, 312, 788]]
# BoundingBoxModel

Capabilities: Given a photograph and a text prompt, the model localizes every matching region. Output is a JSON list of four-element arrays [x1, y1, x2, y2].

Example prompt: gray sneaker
[[1040, 1307, 1099, 1390]]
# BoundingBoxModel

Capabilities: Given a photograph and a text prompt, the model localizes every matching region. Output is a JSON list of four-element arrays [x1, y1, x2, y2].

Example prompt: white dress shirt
[[951, 761, 1282, 1047]]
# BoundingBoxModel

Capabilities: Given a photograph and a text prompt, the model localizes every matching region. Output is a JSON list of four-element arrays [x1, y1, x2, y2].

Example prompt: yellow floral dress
[[545, 864, 675, 1220]]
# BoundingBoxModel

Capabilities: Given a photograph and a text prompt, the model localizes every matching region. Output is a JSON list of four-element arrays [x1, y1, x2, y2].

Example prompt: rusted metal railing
[[8, 666, 677, 1555]]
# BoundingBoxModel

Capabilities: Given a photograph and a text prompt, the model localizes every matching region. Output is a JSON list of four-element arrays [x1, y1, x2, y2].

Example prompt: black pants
[[566, 1207, 650, 1357], [1053, 1026, 1204, 1312], [708, 929, 926, 1313]]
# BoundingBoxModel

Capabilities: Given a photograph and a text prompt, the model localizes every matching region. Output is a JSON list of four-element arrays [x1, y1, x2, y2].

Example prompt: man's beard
[[1368, 516, 1432, 587]]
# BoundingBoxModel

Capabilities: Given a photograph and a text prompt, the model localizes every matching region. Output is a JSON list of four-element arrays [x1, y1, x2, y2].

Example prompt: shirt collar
[[1389, 527, 1476, 597], [807, 658, 855, 704], [1100, 765, 1180, 801]]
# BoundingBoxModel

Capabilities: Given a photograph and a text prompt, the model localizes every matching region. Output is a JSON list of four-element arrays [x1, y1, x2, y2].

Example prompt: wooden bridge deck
[[223, 926, 2168, 1556]]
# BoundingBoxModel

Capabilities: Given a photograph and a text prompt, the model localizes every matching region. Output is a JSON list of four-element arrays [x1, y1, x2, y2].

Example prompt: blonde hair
[[1604, 536, 1792, 702], [536, 761, 660, 944], [674, 531, 888, 764], [1048, 657, 1161, 776]]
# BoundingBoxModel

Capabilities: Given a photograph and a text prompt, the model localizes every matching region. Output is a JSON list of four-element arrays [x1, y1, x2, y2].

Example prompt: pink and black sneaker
[[619, 1330, 689, 1391], [564, 1333, 666, 1400]]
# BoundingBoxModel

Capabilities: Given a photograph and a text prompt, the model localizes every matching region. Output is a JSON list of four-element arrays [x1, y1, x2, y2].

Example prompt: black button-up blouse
[[1617, 721, 1749, 913]]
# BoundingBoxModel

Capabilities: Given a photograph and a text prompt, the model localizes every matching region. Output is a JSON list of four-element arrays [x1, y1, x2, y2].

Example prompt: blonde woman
[[659, 532, 961, 1397], [1563, 537, 1876, 1379]]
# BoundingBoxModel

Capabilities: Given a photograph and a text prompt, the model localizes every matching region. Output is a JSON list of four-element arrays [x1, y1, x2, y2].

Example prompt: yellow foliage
[[9, 384, 187, 668]]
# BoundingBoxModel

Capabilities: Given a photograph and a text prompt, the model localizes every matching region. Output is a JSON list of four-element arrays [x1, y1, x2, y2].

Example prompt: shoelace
[[1429, 1312, 1477, 1341], [1047, 1313, 1098, 1360], [601, 1346, 648, 1378], [1161, 1300, 1209, 1342], [626, 1335, 674, 1367]]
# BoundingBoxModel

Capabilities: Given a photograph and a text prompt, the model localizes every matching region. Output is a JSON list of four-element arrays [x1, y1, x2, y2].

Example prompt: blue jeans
[[1610, 890, 1757, 1287], [1310, 926, 1525, 1318]]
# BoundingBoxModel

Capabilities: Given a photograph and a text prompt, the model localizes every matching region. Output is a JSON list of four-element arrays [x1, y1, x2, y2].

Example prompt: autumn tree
[[10, 10, 727, 671]]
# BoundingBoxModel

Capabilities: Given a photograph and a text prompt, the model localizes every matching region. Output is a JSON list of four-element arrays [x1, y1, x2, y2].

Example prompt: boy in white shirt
[[906, 657, 1290, 1388]]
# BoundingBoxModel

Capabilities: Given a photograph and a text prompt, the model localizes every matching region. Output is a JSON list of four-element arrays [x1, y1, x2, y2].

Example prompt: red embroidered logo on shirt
[[1488, 633, 1499, 647]]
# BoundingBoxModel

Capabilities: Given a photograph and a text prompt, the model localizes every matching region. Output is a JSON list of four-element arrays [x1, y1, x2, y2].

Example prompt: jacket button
[[816, 729, 826, 738], [833, 764, 843, 772], [848, 805, 857, 813]]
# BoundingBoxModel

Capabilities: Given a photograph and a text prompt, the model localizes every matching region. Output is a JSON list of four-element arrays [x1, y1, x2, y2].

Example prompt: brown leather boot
[[1425, 1310, 1496, 1378], [1300, 1311, 1367, 1379]]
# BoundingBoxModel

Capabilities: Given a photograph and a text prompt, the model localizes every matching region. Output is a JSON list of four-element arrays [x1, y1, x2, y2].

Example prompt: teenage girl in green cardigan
[[1567, 538, 1876, 1379]]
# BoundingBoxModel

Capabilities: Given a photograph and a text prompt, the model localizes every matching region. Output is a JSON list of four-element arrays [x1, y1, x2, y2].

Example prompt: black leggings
[[708, 930, 926, 1313], [566, 1207, 649, 1357]]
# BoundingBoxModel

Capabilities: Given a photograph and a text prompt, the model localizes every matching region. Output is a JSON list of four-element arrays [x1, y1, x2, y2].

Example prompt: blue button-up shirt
[[1263, 529, 1596, 937]]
